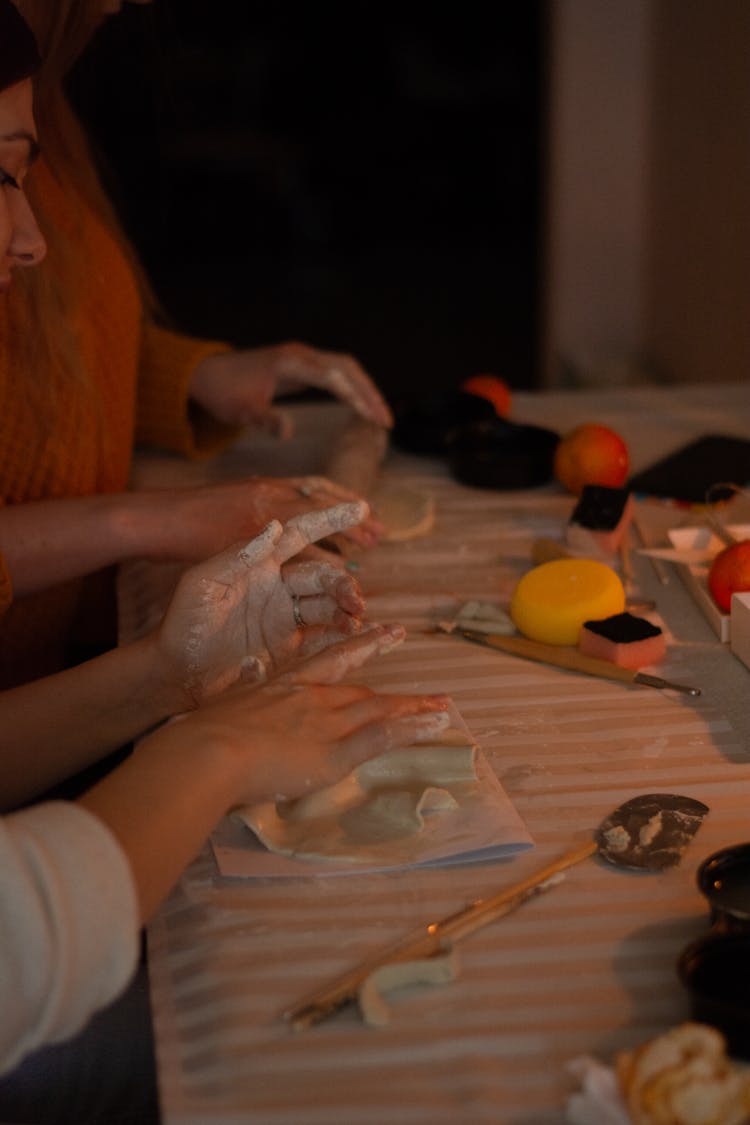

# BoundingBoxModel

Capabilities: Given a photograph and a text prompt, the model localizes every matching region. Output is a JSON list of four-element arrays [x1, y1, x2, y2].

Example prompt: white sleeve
[[0, 801, 140, 1076]]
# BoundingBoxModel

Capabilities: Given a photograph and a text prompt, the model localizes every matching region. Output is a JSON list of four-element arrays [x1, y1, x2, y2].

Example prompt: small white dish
[[667, 524, 750, 642]]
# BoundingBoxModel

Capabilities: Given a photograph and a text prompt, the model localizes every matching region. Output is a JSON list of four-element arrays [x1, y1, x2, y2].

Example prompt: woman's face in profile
[[0, 78, 45, 291]]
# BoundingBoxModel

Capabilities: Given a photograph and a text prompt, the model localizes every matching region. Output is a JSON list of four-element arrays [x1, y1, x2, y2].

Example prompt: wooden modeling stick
[[324, 416, 389, 497], [324, 416, 435, 542]]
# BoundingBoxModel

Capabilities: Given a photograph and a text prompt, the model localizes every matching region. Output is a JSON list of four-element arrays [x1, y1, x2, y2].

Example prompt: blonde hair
[[11, 0, 157, 414]]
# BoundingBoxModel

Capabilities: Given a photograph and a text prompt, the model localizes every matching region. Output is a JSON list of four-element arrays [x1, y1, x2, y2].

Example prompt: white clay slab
[[211, 712, 533, 878]]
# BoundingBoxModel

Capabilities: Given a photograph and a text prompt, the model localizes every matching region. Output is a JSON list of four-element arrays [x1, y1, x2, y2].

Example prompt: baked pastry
[[616, 1022, 750, 1125]]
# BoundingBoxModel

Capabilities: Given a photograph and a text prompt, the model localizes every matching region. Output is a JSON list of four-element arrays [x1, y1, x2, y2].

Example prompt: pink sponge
[[578, 612, 666, 669], [566, 485, 634, 556]]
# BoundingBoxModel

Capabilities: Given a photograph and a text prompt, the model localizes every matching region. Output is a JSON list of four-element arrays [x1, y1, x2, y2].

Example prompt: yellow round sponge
[[510, 558, 625, 645]]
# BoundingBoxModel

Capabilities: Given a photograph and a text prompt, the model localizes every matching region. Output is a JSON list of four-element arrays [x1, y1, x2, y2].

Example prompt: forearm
[[76, 678, 453, 925], [78, 726, 237, 923], [0, 636, 185, 810], [137, 322, 236, 458], [0, 802, 139, 1074], [0, 493, 142, 598]]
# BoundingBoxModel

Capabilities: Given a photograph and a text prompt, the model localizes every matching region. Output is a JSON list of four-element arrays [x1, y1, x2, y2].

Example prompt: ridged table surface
[[125, 384, 750, 1124]]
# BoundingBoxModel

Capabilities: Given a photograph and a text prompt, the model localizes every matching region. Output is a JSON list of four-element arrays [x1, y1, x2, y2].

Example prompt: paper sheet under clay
[[212, 720, 533, 879]]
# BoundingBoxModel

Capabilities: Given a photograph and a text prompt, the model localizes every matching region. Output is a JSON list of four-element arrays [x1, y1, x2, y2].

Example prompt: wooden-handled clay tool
[[285, 794, 709, 1030], [452, 628, 701, 696]]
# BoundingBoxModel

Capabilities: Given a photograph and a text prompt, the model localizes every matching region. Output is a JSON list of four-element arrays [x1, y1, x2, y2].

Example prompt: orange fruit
[[553, 423, 629, 495], [461, 374, 512, 418], [708, 539, 750, 612]]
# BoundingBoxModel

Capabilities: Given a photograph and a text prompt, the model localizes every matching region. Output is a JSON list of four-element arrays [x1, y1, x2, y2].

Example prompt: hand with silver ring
[[163, 475, 383, 553], [156, 501, 372, 707], [287, 476, 386, 553]]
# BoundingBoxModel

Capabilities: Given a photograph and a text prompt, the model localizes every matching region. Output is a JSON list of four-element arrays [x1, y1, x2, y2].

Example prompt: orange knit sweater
[[0, 159, 236, 686]]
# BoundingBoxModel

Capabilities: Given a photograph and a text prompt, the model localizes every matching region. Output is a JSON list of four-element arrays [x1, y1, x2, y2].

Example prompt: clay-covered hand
[[155, 502, 370, 707], [274, 622, 407, 684], [188, 341, 394, 435], [140, 475, 383, 560], [167, 679, 452, 805]]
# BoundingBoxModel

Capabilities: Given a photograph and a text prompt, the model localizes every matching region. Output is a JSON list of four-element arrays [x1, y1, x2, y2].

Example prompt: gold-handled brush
[[285, 794, 709, 1030], [286, 874, 564, 1031]]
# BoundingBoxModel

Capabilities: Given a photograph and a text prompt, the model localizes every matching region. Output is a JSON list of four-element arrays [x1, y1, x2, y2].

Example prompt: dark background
[[68, 2, 546, 401]]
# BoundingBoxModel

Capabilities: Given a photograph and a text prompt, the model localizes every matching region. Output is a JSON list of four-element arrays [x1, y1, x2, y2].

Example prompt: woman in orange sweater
[[0, 23, 449, 1120], [0, 0, 392, 687]]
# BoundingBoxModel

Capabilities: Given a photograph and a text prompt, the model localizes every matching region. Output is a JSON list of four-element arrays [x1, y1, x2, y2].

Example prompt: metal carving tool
[[451, 628, 701, 696]]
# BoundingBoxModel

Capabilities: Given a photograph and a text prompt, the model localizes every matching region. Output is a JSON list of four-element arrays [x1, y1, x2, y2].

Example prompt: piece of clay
[[235, 731, 478, 865], [357, 948, 460, 1027], [370, 483, 435, 541], [438, 600, 514, 635]]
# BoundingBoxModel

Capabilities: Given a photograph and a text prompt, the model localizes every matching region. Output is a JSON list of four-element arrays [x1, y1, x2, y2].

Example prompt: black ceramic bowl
[[678, 932, 750, 1059], [696, 842, 750, 930], [392, 392, 497, 456], [446, 418, 560, 490]]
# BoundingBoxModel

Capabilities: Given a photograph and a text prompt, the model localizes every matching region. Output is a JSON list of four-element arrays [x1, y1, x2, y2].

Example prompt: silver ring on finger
[[292, 595, 305, 628], [296, 481, 314, 498]]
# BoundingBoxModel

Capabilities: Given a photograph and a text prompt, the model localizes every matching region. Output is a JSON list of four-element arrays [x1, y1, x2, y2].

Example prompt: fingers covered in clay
[[237, 521, 284, 567], [229, 683, 451, 802], [281, 624, 406, 684], [333, 706, 452, 772], [290, 475, 361, 502], [283, 560, 365, 616], [292, 598, 362, 630], [156, 509, 372, 706], [275, 502, 369, 564]]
